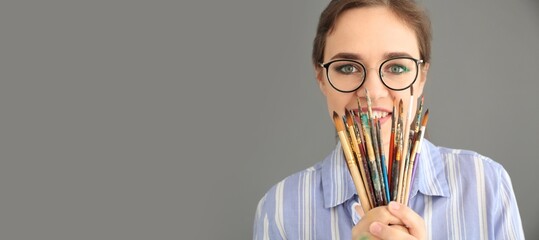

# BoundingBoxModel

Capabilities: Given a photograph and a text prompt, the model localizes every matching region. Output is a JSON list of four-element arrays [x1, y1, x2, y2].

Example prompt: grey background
[[0, 0, 537, 239]]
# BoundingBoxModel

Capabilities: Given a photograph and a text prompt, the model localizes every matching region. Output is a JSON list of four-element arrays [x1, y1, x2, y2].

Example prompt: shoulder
[[428, 142, 510, 192], [432, 144, 524, 238], [436, 145, 506, 177], [257, 161, 323, 211], [253, 162, 324, 239]]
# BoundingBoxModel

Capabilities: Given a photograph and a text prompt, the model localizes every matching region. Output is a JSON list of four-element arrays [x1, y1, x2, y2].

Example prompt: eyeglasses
[[320, 57, 424, 92]]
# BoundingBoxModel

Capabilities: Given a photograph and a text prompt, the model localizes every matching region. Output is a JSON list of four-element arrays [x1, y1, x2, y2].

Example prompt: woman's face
[[316, 6, 429, 151]]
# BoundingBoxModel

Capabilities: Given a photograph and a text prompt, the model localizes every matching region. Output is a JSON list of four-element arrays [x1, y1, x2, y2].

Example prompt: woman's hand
[[351, 202, 406, 240], [352, 201, 426, 240]]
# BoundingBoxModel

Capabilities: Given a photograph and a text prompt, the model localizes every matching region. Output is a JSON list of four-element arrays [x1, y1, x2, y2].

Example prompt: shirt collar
[[408, 139, 450, 199], [321, 139, 449, 209]]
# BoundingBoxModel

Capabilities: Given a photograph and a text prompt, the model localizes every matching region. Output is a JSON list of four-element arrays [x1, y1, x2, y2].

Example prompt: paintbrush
[[333, 111, 371, 212], [356, 98, 376, 207], [359, 111, 383, 206], [403, 109, 429, 206], [402, 96, 424, 198], [397, 86, 414, 203], [388, 97, 396, 192], [400, 92, 420, 203], [346, 110, 374, 208], [365, 89, 387, 205], [376, 118, 390, 203], [371, 117, 387, 205], [390, 99, 403, 201]]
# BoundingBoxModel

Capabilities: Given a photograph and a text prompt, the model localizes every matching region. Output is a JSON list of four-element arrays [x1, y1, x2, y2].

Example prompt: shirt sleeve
[[253, 190, 286, 240], [253, 194, 270, 240], [493, 168, 525, 239]]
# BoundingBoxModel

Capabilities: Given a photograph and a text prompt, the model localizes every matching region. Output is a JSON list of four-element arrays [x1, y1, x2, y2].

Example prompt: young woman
[[254, 0, 524, 239]]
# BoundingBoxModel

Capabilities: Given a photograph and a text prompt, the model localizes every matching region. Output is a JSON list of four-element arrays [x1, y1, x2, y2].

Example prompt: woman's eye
[[388, 65, 410, 74], [337, 65, 358, 74]]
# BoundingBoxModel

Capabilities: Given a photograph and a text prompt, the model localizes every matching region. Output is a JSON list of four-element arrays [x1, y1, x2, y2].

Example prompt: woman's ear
[[414, 62, 429, 97], [315, 66, 328, 96], [419, 62, 430, 83]]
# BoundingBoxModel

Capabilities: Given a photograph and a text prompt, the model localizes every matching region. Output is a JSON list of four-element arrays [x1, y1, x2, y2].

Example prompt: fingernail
[[389, 201, 400, 210], [370, 222, 382, 234], [355, 204, 365, 217]]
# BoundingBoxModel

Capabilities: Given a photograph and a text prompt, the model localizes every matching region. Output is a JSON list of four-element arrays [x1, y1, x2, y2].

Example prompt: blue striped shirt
[[253, 140, 524, 239]]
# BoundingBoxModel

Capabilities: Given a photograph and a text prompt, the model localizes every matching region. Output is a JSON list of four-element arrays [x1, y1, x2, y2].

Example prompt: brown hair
[[312, 0, 432, 66]]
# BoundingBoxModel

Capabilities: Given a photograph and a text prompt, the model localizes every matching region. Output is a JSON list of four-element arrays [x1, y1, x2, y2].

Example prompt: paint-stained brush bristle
[[421, 109, 430, 127], [417, 95, 424, 112], [333, 111, 345, 132], [345, 110, 354, 127], [392, 103, 396, 122], [356, 97, 362, 113], [365, 89, 374, 118]]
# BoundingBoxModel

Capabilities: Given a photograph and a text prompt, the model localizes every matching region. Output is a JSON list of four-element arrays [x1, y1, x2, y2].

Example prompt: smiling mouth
[[351, 108, 392, 122]]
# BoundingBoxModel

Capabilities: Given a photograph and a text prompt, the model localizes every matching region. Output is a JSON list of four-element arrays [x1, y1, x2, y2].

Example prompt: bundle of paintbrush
[[332, 88, 429, 213]]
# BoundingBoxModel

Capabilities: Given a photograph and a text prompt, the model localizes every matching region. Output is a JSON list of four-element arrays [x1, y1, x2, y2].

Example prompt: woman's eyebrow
[[329, 51, 415, 61], [384, 52, 414, 59], [329, 52, 363, 61]]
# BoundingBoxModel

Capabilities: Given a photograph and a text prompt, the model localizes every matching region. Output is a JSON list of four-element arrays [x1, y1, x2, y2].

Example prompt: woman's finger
[[356, 206, 404, 225], [352, 206, 405, 239], [369, 222, 415, 240], [387, 201, 426, 239]]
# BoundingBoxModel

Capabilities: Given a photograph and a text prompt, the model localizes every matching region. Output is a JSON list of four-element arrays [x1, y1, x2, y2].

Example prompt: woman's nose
[[356, 68, 387, 99]]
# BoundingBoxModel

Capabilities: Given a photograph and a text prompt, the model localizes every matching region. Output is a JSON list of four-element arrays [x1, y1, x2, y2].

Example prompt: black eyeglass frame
[[319, 57, 424, 93]]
